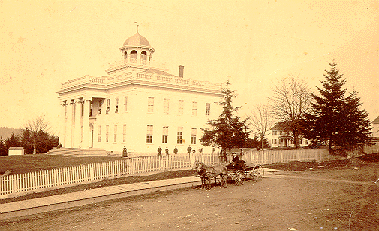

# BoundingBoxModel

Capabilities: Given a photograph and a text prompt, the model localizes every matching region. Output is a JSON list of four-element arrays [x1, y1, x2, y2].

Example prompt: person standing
[[173, 147, 178, 155], [187, 145, 192, 164], [122, 147, 128, 157], [157, 146, 162, 158], [165, 147, 169, 156]]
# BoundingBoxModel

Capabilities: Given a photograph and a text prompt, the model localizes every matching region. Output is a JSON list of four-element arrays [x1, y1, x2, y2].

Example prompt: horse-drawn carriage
[[193, 157, 262, 189], [226, 156, 262, 185]]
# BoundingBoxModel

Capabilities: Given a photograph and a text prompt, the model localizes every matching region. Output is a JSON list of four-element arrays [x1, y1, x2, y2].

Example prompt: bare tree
[[271, 75, 311, 148], [25, 115, 50, 154], [249, 104, 274, 149]]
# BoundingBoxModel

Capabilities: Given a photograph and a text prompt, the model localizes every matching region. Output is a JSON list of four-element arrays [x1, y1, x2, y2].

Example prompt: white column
[[74, 99, 82, 148], [60, 100, 67, 147], [66, 99, 74, 148], [82, 98, 91, 149]]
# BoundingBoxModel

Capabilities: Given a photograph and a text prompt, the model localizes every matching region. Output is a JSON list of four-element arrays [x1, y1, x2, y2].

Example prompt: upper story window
[[98, 100, 102, 114], [272, 131, 277, 136], [192, 101, 197, 116], [115, 97, 119, 113], [106, 99, 110, 114], [178, 100, 184, 116], [148, 97, 154, 113], [205, 103, 210, 116], [164, 98, 170, 114]]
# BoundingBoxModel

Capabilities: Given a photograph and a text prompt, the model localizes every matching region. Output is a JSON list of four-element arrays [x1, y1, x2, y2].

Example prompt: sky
[[0, 0, 378, 135]]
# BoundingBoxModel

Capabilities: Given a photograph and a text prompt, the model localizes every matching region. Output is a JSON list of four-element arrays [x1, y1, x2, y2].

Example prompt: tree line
[[0, 116, 59, 156], [201, 62, 371, 156]]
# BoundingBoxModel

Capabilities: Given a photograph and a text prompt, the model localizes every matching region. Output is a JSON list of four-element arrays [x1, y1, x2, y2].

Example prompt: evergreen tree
[[200, 81, 250, 159], [305, 62, 371, 154], [5, 133, 21, 149], [0, 138, 7, 156]]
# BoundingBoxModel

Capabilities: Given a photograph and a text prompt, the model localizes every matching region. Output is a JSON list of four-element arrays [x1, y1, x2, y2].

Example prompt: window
[[123, 124, 126, 142], [114, 125, 117, 143], [164, 98, 170, 114], [205, 103, 210, 116], [272, 131, 277, 136], [98, 100, 102, 114], [192, 101, 197, 116], [178, 100, 184, 115], [115, 97, 119, 113], [148, 97, 154, 113], [146, 125, 153, 143], [106, 125, 109, 142], [106, 99, 110, 114], [162, 126, 168, 143], [177, 127, 183, 144], [124, 96, 128, 112], [191, 128, 197, 144], [130, 50, 137, 63], [141, 51, 147, 64], [98, 125, 101, 142]]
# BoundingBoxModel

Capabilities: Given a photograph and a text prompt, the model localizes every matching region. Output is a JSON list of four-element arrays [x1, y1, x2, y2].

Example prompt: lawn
[[0, 154, 124, 175]]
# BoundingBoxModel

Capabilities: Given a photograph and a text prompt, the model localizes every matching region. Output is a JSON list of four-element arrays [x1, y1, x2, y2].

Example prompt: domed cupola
[[120, 32, 155, 65]]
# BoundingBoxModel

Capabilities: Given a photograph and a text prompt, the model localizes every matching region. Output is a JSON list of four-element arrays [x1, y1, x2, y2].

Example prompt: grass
[[0, 169, 196, 204], [0, 154, 124, 175], [1, 153, 378, 205]]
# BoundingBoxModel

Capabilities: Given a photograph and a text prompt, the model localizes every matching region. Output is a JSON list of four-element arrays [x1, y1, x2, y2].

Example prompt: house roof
[[373, 116, 379, 124], [8, 147, 24, 150], [271, 122, 289, 131]]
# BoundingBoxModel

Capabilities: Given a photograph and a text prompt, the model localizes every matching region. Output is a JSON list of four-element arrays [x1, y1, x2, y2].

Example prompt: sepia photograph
[[1, 0, 378, 230]]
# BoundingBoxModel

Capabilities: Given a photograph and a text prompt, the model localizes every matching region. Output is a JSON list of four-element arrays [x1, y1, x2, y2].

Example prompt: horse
[[193, 160, 228, 189]]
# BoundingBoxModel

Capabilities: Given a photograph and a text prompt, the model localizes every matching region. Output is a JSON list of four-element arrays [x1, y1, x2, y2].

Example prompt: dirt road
[[2, 174, 379, 231]]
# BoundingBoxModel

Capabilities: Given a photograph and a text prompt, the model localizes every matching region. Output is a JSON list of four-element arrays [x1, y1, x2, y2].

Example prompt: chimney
[[179, 65, 184, 78]]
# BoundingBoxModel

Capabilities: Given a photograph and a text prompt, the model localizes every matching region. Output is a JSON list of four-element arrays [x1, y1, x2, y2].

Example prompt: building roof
[[271, 122, 289, 131], [8, 147, 24, 150], [122, 33, 151, 48], [373, 116, 379, 124]]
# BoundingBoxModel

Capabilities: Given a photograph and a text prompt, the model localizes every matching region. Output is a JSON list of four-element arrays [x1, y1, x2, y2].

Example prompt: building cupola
[[120, 31, 155, 65]]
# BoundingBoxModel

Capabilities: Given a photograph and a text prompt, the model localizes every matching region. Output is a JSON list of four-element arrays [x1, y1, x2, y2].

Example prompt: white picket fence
[[241, 148, 329, 165], [0, 153, 220, 198], [0, 149, 331, 198]]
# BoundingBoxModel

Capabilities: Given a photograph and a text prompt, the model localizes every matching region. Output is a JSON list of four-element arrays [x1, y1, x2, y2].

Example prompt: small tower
[[120, 31, 155, 65]]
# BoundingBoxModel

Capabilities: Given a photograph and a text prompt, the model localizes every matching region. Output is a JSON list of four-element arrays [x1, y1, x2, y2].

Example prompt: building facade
[[57, 32, 222, 155], [267, 122, 309, 148]]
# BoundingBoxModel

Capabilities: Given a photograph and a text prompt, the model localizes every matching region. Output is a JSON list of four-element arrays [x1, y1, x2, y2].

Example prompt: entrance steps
[[47, 148, 109, 156]]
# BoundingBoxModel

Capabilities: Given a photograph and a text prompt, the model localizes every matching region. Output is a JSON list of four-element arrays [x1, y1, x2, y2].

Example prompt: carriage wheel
[[235, 171, 244, 186], [220, 175, 227, 188]]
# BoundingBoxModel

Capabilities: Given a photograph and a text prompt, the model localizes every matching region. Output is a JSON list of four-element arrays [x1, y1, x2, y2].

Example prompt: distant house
[[8, 147, 24, 156], [371, 116, 379, 144], [267, 122, 309, 148]]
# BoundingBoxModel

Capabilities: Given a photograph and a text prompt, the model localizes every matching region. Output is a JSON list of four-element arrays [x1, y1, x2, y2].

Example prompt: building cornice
[[58, 69, 222, 97]]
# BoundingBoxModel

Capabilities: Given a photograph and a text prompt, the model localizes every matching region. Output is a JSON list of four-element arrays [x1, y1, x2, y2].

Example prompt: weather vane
[[134, 22, 139, 33]]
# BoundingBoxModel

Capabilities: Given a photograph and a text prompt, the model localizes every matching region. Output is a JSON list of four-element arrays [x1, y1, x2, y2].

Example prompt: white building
[[267, 122, 309, 148], [57, 32, 222, 155]]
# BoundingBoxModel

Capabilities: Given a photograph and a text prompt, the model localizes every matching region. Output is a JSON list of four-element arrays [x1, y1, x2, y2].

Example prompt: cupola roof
[[122, 32, 151, 48]]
